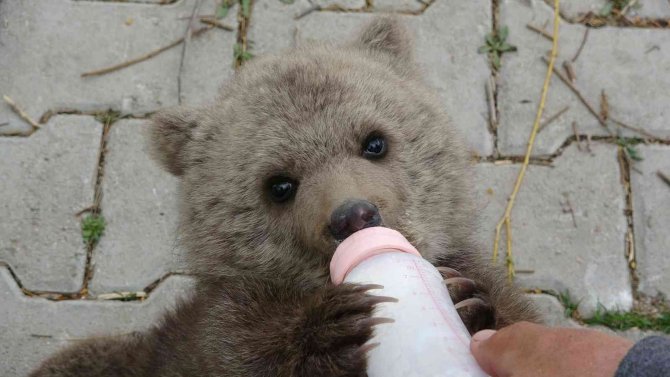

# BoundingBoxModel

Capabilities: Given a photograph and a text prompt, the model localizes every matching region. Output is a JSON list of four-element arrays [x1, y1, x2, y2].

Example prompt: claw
[[354, 284, 384, 292], [356, 342, 380, 356], [366, 295, 399, 305], [362, 317, 395, 327], [443, 277, 476, 302], [455, 297, 493, 335], [436, 266, 462, 279], [454, 297, 488, 311]]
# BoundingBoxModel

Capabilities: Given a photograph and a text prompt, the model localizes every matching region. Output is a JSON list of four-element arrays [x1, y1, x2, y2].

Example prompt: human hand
[[470, 321, 634, 377]]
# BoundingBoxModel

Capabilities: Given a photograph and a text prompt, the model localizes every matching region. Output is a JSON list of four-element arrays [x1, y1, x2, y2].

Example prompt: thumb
[[470, 329, 502, 377]]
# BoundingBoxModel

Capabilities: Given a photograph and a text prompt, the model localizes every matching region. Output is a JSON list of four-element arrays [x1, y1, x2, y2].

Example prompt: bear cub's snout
[[329, 199, 382, 241]]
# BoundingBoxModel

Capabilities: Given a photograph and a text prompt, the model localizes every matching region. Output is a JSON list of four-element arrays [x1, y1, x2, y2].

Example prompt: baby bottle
[[330, 227, 488, 377]]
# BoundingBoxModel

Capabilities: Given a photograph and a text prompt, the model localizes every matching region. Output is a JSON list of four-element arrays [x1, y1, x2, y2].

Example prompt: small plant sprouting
[[617, 138, 644, 162], [216, 0, 236, 19], [234, 43, 253, 65], [241, 0, 251, 18], [478, 26, 517, 70], [557, 290, 581, 319], [94, 110, 121, 126], [82, 214, 106, 247], [600, 0, 641, 17]]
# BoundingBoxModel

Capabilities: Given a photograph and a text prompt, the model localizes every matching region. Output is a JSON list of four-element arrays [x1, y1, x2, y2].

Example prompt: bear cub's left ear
[[353, 16, 414, 70], [146, 106, 201, 176]]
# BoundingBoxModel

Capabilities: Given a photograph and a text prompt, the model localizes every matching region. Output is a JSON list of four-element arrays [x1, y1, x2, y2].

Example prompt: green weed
[[216, 0, 236, 19], [478, 26, 517, 70], [617, 138, 643, 162], [600, 0, 641, 17], [585, 306, 670, 334], [234, 43, 253, 64], [557, 290, 581, 319], [81, 214, 106, 247]]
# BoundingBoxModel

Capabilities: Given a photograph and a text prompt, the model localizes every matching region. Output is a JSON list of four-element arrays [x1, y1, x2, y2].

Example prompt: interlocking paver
[[557, 0, 670, 19], [475, 143, 632, 316], [497, 0, 670, 156], [0, 266, 195, 377], [89, 119, 183, 295], [373, 0, 425, 12], [286, 0, 494, 156], [631, 145, 670, 297], [180, 2, 239, 105], [0, 0, 207, 135], [0, 116, 101, 292]]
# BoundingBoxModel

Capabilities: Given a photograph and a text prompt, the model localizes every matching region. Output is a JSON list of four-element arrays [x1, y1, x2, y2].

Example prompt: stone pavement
[[1, 0, 669, 375]]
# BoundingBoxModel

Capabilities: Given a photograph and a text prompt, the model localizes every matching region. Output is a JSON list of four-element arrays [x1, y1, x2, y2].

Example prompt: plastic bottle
[[330, 227, 489, 377]]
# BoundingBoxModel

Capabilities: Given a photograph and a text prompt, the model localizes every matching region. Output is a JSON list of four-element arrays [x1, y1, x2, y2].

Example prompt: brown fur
[[30, 17, 538, 377]]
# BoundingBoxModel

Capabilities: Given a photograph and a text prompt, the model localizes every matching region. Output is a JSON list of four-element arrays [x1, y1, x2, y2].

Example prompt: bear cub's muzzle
[[329, 199, 382, 241]]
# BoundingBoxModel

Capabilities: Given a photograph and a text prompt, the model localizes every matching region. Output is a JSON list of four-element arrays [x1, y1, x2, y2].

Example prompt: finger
[[470, 330, 502, 377], [471, 322, 543, 377]]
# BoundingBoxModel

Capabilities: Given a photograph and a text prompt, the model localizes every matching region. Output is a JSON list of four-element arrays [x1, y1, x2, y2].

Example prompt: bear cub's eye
[[267, 176, 298, 203], [362, 133, 387, 159]]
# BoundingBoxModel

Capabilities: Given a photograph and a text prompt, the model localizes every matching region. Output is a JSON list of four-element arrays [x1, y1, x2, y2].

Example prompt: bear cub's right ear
[[147, 106, 200, 176]]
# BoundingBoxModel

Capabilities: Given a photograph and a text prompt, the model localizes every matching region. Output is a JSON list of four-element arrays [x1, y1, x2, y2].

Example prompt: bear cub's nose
[[329, 199, 382, 241]]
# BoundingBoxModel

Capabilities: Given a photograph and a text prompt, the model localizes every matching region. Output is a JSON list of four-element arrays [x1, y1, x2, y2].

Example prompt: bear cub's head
[[148, 18, 477, 287]]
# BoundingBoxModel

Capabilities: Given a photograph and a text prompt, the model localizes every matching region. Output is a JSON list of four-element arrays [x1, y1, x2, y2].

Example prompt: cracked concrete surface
[[1, 0, 669, 374]]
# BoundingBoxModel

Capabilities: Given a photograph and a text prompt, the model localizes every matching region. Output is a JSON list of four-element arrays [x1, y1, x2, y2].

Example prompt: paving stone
[[0, 266, 195, 377], [180, 1, 239, 105], [557, 0, 670, 19], [89, 119, 183, 295], [86, 0, 176, 3], [497, 0, 670, 156], [474, 143, 632, 316], [631, 145, 670, 297], [372, 0, 425, 12], [248, 0, 313, 56], [287, 0, 494, 156], [0, 116, 101, 292], [528, 293, 581, 327], [0, 0, 200, 135]]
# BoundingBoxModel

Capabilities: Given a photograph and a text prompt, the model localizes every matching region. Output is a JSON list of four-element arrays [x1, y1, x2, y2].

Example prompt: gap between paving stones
[[1, 260, 189, 302], [235, 0, 253, 67], [0, 108, 152, 138], [488, 0, 501, 156], [478, 133, 670, 168]]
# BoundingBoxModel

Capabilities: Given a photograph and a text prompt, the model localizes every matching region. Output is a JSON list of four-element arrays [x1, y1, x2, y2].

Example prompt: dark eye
[[362, 134, 387, 159], [267, 176, 298, 203]]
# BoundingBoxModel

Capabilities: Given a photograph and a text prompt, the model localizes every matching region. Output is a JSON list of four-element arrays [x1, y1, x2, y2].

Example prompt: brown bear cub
[[31, 17, 538, 377]]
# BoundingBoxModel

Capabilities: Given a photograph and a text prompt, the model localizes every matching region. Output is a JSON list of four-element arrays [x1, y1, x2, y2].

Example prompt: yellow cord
[[493, 0, 561, 281]]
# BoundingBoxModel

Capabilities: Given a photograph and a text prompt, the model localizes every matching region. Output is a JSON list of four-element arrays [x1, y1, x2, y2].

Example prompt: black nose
[[329, 200, 382, 241]]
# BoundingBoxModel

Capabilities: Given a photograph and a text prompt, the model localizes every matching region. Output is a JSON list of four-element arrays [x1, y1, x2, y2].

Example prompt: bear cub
[[31, 17, 538, 377]]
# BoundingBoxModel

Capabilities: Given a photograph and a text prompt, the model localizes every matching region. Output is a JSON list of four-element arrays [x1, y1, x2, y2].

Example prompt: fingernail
[[472, 329, 496, 342]]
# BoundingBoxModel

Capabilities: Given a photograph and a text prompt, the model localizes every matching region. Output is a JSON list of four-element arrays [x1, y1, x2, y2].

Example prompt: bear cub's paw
[[438, 267, 494, 334], [292, 283, 396, 376]]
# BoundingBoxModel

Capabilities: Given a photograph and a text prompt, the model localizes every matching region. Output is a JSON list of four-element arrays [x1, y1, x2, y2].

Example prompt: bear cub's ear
[[354, 16, 413, 68], [147, 106, 200, 176]]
